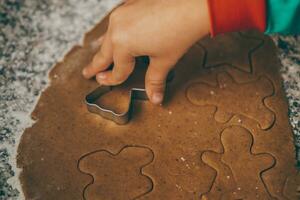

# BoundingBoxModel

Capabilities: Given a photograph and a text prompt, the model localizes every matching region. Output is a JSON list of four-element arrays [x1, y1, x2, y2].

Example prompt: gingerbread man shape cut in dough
[[201, 126, 276, 200], [187, 72, 275, 130], [78, 146, 154, 200]]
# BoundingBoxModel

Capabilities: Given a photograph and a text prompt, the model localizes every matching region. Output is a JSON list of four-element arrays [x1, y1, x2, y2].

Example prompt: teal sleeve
[[265, 0, 300, 34]]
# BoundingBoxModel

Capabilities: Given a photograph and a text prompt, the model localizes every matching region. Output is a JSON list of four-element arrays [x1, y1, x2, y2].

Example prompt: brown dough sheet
[[17, 15, 299, 200]]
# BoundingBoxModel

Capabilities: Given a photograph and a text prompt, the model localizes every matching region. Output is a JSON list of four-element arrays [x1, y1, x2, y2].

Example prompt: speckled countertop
[[0, 0, 299, 199]]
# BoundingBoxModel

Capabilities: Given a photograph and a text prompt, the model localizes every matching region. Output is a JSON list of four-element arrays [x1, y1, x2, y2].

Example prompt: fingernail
[[152, 92, 163, 104], [97, 73, 106, 80], [82, 68, 88, 77]]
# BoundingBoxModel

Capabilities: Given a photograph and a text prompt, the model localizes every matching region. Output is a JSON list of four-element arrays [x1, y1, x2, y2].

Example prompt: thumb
[[145, 58, 174, 105]]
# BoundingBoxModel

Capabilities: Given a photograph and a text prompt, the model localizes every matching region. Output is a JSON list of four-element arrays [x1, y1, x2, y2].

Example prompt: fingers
[[82, 34, 113, 79], [145, 58, 174, 105], [96, 49, 135, 85]]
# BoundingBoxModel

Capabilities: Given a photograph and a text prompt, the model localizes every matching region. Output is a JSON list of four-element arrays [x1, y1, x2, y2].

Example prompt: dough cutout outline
[[78, 145, 155, 200], [186, 71, 276, 130], [200, 126, 277, 199]]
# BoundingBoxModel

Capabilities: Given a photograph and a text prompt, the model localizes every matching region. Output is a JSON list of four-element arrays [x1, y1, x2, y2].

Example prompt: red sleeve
[[207, 0, 267, 36]]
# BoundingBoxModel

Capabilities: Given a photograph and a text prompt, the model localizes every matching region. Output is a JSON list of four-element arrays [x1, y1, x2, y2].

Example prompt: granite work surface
[[0, 0, 299, 199]]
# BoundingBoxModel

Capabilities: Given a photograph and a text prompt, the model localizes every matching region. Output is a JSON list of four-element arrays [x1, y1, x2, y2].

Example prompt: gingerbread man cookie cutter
[[85, 86, 149, 125]]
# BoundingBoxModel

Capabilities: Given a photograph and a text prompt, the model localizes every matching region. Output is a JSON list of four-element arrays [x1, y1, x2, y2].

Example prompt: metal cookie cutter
[[85, 86, 149, 125]]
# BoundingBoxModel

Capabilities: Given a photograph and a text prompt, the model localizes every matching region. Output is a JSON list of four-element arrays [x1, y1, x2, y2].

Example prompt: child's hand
[[82, 0, 210, 104]]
